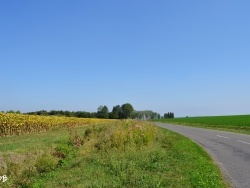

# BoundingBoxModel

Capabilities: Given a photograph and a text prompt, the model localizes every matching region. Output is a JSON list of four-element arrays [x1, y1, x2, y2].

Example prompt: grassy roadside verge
[[1, 120, 227, 187], [154, 115, 250, 135]]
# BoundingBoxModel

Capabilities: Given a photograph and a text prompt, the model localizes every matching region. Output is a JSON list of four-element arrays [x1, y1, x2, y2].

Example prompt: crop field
[[156, 115, 250, 134], [0, 113, 113, 136], [0, 118, 226, 187]]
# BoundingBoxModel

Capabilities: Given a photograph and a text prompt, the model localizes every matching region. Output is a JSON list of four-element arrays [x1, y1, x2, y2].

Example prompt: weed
[[68, 128, 84, 147], [0, 121, 227, 187], [54, 144, 71, 158], [35, 154, 58, 173]]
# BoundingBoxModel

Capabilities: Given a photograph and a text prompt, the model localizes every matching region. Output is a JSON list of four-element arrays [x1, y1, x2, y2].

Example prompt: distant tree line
[[164, 112, 174, 118], [25, 103, 136, 119], [5, 104, 174, 120], [26, 110, 97, 118], [3, 110, 21, 114]]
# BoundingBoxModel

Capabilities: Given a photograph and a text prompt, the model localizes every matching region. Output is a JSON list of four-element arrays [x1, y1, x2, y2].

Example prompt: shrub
[[83, 120, 157, 152], [68, 129, 84, 147], [54, 144, 72, 158], [35, 154, 58, 173]]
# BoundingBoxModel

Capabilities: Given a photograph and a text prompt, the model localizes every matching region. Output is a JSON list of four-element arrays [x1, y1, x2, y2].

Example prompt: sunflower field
[[0, 112, 113, 136]]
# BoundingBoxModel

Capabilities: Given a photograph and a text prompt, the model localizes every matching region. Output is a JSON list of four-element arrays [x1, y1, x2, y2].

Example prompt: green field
[[155, 115, 250, 134], [0, 120, 226, 188]]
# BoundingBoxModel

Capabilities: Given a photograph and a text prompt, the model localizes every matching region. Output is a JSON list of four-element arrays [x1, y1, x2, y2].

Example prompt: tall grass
[[84, 120, 157, 151], [0, 120, 226, 188]]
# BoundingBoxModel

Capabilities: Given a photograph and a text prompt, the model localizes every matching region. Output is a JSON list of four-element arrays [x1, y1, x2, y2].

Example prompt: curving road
[[155, 123, 250, 188]]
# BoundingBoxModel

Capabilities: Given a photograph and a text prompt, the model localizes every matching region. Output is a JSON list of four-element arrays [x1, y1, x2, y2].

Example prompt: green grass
[[0, 121, 227, 187], [154, 115, 250, 134]]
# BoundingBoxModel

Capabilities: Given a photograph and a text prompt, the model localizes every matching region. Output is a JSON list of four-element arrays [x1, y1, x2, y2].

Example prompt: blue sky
[[1, 1, 250, 117]]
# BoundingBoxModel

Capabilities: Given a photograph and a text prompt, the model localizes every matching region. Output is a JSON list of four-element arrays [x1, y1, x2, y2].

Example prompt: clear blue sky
[[1, 1, 250, 117]]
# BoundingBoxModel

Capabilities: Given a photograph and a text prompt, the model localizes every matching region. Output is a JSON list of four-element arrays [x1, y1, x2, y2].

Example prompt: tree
[[110, 105, 122, 119], [97, 105, 109, 119], [120, 103, 134, 119], [132, 110, 160, 120], [164, 113, 169, 118], [108, 112, 113, 119], [164, 112, 174, 118], [6, 110, 21, 114]]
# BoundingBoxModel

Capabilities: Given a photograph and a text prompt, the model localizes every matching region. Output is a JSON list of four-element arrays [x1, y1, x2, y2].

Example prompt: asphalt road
[[155, 123, 250, 188]]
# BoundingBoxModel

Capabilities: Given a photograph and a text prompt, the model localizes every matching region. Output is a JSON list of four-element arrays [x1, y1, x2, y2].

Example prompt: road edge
[[154, 122, 235, 188]]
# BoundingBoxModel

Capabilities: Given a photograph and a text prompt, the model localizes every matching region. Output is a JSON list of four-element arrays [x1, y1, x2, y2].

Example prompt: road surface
[[155, 123, 250, 188]]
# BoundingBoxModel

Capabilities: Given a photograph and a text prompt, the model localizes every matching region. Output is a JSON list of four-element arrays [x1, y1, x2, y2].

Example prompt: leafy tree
[[120, 103, 134, 119], [97, 105, 109, 119], [110, 105, 122, 119], [164, 112, 174, 118], [36, 110, 48, 116], [65, 111, 73, 117], [6, 110, 21, 114], [108, 112, 113, 119], [49, 110, 57, 116], [132, 110, 160, 120]]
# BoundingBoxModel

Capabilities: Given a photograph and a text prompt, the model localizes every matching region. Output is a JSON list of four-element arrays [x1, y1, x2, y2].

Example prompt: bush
[[68, 129, 84, 147], [54, 144, 72, 158], [83, 120, 157, 151], [35, 154, 58, 173]]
